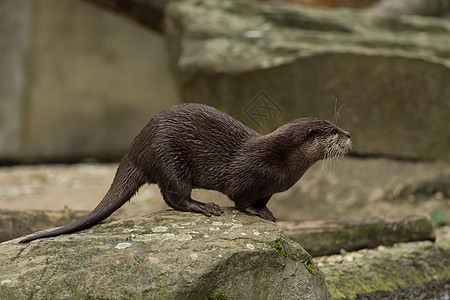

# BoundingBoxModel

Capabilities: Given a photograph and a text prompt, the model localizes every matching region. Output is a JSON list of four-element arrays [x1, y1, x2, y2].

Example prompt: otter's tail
[[19, 159, 145, 243]]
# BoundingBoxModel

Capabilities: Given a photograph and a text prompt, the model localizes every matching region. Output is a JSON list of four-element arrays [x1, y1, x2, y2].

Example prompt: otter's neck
[[248, 131, 318, 191]]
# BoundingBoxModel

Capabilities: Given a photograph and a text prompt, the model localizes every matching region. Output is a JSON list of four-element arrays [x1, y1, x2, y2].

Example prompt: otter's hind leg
[[159, 182, 223, 217]]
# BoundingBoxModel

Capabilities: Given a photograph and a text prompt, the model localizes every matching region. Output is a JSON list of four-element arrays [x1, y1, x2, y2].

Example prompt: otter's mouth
[[324, 138, 351, 159]]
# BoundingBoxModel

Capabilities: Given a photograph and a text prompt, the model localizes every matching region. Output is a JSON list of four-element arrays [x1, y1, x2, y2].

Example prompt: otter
[[20, 103, 350, 243]]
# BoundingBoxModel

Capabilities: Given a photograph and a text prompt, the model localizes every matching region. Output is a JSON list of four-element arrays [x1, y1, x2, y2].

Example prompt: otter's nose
[[345, 132, 351, 139]]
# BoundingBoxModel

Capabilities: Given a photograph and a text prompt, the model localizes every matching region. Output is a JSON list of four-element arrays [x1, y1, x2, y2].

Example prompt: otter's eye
[[308, 129, 318, 137], [331, 128, 338, 135]]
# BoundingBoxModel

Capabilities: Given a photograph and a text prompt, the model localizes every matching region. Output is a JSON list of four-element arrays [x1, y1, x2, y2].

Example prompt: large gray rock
[[322, 238, 450, 299], [0, 208, 330, 299], [0, 0, 32, 159], [166, 0, 450, 161], [0, 0, 179, 162]]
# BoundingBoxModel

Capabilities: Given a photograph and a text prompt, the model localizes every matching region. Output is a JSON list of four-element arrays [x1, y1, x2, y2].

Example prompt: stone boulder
[[0, 208, 330, 299], [322, 238, 450, 299], [166, 0, 450, 161]]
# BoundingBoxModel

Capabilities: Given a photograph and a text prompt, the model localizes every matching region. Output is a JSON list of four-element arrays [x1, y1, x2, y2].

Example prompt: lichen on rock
[[0, 208, 330, 299]]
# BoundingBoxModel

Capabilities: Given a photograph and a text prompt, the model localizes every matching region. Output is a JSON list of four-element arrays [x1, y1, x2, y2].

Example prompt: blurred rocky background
[[1, 0, 450, 297], [1, 0, 449, 162], [0, 0, 179, 163]]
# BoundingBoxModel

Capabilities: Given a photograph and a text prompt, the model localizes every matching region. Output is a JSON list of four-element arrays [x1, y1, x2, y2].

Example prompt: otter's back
[[130, 103, 260, 190]]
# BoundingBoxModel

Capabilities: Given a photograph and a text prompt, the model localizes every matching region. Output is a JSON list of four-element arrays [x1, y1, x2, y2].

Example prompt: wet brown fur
[[20, 103, 350, 243]]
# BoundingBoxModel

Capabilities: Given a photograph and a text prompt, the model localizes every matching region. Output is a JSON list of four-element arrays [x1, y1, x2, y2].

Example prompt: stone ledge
[[280, 215, 436, 256]]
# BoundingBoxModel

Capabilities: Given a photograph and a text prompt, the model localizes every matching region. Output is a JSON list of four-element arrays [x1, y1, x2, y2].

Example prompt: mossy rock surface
[[0, 208, 330, 299], [322, 238, 450, 299], [280, 215, 436, 256]]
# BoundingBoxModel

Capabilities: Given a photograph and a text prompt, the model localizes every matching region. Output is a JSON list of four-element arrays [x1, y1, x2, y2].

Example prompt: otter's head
[[289, 118, 351, 163]]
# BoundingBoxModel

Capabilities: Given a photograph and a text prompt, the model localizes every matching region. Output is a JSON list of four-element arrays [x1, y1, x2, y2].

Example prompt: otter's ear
[[307, 129, 317, 138]]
